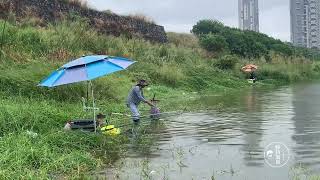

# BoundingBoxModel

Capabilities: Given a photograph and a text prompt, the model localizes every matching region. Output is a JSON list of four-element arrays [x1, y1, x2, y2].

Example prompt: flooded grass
[[290, 165, 320, 180]]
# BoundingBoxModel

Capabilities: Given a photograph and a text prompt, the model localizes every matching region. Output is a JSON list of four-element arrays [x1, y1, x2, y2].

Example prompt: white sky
[[88, 0, 290, 41]]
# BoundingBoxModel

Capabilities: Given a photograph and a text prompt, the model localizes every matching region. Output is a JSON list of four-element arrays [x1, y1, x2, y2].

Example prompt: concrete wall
[[0, 0, 168, 43]]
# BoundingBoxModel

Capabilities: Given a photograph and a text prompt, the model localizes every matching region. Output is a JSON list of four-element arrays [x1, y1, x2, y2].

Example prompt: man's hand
[[146, 100, 155, 107]]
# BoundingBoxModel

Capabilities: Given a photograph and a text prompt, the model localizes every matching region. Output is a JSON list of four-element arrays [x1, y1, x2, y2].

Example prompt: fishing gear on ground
[[63, 113, 121, 136]]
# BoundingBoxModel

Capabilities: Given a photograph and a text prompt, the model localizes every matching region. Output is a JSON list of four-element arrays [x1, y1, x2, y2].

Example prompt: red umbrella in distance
[[242, 64, 258, 73]]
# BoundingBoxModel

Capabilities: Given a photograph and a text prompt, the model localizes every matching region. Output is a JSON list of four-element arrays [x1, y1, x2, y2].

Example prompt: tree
[[199, 34, 228, 53], [192, 19, 320, 60], [191, 20, 224, 36], [242, 35, 268, 59], [215, 55, 239, 70], [271, 43, 294, 57], [224, 31, 247, 57]]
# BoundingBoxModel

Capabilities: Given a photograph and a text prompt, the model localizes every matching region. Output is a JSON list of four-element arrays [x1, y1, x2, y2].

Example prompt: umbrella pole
[[90, 81, 97, 133], [86, 81, 89, 107]]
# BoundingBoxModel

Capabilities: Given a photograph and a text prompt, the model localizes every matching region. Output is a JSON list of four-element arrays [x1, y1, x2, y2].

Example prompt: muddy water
[[104, 83, 320, 180]]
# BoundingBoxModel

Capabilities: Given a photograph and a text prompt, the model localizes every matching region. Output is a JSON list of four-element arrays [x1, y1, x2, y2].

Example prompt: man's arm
[[135, 87, 154, 107], [145, 100, 155, 107]]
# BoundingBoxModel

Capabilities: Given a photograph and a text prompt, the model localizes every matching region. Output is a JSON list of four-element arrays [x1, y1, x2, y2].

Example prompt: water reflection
[[291, 83, 320, 170], [238, 88, 264, 167], [104, 83, 320, 180], [126, 120, 170, 158]]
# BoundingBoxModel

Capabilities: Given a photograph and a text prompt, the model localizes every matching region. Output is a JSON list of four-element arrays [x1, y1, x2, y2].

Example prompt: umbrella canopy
[[39, 55, 135, 87], [241, 64, 258, 73]]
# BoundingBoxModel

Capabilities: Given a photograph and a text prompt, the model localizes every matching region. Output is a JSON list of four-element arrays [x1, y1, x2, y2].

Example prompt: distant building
[[290, 0, 320, 49], [238, 0, 259, 32]]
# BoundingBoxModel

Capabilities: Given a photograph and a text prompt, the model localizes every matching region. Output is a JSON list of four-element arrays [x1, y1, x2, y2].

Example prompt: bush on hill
[[192, 19, 320, 61], [199, 33, 228, 53]]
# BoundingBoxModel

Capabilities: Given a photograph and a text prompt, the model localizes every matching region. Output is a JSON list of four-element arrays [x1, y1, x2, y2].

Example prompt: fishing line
[[110, 110, 186, 119], [116, 93, 222, 106], [109, 107, 221, 128], [104, 104, 223, 132], [154, 141, 207, 152], [101, 113, 179, 132]]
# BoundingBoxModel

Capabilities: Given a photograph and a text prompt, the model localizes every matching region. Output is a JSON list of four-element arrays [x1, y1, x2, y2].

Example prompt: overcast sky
[[88, 0, 290, 42]]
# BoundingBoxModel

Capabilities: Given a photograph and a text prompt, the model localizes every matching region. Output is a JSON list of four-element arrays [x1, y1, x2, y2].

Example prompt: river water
[[104, 83, 320, 180]]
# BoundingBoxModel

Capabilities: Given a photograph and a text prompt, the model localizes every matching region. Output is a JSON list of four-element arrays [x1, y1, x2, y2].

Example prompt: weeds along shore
[[0, 18, 320, 178]]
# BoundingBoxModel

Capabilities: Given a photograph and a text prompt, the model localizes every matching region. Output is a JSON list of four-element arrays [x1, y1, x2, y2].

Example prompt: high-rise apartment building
[[238, 0, 259, 32], [290, 0, 320, 49]]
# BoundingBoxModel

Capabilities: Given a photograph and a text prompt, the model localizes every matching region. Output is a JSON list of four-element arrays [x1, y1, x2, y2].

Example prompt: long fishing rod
[[109, 105, 218, 123], [103, 109, 195, 131], [110, 110, 186, 119], [117, 94, 222, 107]]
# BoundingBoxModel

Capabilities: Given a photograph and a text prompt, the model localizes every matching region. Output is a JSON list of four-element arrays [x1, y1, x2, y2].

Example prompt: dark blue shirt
[[127, 86, 147, 105]]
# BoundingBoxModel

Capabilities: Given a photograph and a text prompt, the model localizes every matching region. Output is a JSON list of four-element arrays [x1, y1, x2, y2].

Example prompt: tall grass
[[128, 13, 155, 24], [0, 93, 129, 179], [167, 32, 200, 49], [0, 18, 320, 178]]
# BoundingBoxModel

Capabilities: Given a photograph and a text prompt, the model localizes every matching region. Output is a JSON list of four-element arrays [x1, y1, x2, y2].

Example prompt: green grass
[[0, 18, 320, 179]]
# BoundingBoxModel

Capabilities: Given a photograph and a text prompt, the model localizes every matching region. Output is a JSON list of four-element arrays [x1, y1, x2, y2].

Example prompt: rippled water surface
[[104, 83, 320, 180]]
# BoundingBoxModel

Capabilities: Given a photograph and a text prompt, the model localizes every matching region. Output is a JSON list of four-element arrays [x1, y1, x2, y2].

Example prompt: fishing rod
[[110, 110, 185, 119], [108, 105, 221, 122], [110, 91, 186, 119], [107, 111, 182, 127], [104, 110, 197, 131], [117, 94, 222, 107]]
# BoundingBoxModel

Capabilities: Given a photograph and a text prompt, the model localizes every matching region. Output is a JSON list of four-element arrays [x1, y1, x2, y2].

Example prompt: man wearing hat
[[127, 79, 154, 123]]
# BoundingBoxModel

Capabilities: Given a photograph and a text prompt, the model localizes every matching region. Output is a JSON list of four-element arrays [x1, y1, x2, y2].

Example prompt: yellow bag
[[101, 125, 121, 136]]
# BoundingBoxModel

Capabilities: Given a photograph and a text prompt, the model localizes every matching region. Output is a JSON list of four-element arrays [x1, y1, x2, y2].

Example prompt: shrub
[[191, 20, 224, 36], [257, 69, 290, 81], [130, 71, 151, 83], [271, 43, 294, 57], [199, 34, 228, 53], [214, 55, 238, 70], [313, 64, 320, 72]]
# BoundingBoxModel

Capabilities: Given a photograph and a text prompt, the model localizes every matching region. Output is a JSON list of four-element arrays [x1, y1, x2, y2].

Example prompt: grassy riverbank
[[1, 18, 320, 179]]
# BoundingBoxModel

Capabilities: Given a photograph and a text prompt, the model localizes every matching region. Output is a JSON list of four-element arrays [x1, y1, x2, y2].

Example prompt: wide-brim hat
[[137, 79, 149, 86]]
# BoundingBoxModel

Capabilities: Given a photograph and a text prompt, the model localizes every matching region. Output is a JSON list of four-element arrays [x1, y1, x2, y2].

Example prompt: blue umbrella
[[39, 55, 135, 87], [39, 55, 136, 132]]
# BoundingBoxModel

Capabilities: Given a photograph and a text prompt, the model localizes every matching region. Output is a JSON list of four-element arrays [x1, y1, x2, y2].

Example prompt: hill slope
[[0, 0, 167, 43]]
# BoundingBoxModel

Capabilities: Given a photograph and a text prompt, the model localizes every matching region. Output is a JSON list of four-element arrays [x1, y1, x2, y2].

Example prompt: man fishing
[[127, 79, 154, 123]]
